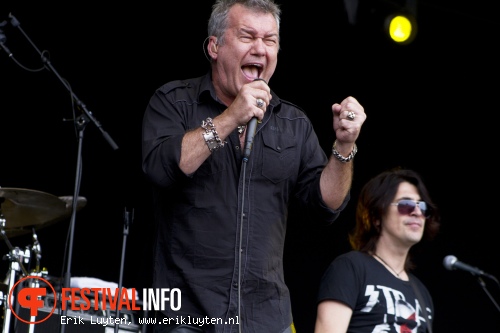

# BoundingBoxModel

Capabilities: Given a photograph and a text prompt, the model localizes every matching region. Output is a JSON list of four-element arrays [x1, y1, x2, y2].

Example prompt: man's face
[[380, 182, 427, 247], [211, 4, 279, 103]]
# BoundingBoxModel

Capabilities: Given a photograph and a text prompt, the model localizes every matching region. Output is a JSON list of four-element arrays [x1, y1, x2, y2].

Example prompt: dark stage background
[[1, 1, 499, 332]]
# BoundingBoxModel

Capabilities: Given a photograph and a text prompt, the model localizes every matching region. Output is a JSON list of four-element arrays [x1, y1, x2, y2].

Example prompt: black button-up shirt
[[142, 73, 349, 333]]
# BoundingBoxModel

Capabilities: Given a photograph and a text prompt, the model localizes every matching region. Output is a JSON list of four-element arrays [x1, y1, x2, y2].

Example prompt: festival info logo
[[9, 275, 57, 324], [8, 275, 181, 325]]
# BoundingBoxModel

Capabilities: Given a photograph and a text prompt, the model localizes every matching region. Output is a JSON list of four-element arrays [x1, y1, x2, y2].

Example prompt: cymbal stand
[[27, 270, 47, 333], [1, 206, 30, 333], [114, 208, 134, 333], [1, 246, 30, 333], [0, 207, 29, 278], [31, 228, 41, 276], [28, 229, 43, 333]]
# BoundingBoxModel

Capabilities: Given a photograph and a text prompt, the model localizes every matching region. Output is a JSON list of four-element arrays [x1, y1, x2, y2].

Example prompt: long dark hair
[[349, 167, 440, 270]]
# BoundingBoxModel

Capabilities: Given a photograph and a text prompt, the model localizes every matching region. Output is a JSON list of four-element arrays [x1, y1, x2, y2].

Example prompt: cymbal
[[0, 188, 87, 238]]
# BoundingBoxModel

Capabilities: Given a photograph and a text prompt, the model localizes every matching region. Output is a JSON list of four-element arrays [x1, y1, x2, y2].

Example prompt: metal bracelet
[[331, 140, 357, 163], [201, 117, 226, 152]]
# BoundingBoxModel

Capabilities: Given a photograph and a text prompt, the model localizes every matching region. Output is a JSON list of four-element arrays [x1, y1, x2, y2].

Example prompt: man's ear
[[208, 37, 218, 58]]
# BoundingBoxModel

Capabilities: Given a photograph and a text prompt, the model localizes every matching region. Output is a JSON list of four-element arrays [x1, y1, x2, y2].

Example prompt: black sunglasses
[[390, 199, 429, 217]]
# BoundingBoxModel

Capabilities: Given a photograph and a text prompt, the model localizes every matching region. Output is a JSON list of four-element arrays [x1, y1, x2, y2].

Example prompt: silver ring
[[347, 111, 356, 121], [256, 98, 264, 108]]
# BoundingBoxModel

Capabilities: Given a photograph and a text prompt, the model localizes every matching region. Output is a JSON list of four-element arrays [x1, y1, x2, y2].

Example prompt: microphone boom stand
[[476, 275, 500, 313], [6, 14, 119, 333]]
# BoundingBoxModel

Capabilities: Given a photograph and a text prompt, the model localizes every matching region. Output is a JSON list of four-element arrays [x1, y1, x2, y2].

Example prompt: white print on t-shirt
[[362, 284, 429, 333]]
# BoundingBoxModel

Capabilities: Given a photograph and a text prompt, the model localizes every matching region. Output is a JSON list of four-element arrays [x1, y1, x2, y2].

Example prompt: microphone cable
[[237, 159, 249, 333], [237, 78, 267, 332]]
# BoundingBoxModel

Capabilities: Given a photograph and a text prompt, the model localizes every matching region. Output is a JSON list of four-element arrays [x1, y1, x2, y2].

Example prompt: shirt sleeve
[[142, 82, 190, 188], [317, 253, 362, 309], [292, 111, 350, 223]]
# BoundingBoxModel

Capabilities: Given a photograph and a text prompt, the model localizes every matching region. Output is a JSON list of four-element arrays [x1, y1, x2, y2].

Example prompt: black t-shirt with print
[[317, 251, 433, 333]]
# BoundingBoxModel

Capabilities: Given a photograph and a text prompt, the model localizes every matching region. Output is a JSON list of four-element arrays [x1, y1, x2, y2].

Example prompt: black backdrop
[[1, 1, 499, 332]]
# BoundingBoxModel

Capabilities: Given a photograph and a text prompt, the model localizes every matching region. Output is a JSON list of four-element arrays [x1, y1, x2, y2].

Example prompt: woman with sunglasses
[[314, 168, 440, 333]]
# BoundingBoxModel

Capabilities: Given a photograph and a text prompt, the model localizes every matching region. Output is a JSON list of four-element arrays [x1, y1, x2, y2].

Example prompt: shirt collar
[[198, 71, 281, 108]]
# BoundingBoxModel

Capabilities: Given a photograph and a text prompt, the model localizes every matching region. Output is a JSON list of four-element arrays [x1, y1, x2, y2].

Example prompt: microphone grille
[[443, 255, 457, 270]]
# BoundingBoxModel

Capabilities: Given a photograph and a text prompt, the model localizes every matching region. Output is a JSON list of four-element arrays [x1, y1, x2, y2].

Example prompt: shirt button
[[277, 146, 281, 151], [233, 282, 238, 288], [236, 146, 240, 150]]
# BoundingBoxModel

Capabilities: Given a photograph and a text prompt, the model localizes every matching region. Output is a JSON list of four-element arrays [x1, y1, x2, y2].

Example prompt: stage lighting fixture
[[385, 12, 417, 44]]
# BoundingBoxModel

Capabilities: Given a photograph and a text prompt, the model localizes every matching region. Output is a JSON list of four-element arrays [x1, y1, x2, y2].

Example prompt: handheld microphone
[[243, 117, 258, 161], [443, 255, 495, 280], [242, 78, 268, 161]]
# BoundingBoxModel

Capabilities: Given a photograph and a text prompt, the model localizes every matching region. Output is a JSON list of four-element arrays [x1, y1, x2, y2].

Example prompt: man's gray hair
[[208, 0, 281, 46]]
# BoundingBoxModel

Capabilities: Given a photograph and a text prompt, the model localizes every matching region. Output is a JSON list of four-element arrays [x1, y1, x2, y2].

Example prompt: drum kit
[[0, 187, 86, 333]]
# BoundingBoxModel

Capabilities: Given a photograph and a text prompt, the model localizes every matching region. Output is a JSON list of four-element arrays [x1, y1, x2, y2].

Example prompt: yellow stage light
[[385, 13, 417, 45]]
